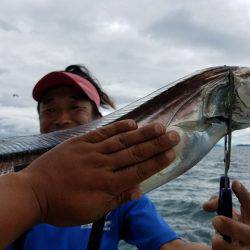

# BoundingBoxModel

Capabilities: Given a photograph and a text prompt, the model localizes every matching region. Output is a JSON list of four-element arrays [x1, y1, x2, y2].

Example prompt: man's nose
[[53, 111, 73, 127]]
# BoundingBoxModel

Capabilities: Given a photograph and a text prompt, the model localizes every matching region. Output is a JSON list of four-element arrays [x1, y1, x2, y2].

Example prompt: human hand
[[204, 180, 250, 249], [18, 119, 179, 226]]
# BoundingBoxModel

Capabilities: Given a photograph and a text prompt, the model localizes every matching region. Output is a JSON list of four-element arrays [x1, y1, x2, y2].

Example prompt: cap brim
[[33, 71, 100, 108]]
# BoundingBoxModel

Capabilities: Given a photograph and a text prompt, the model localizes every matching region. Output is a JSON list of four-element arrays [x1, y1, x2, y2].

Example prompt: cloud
[[0, 19, 19, 32], [0, 67, 9, 75], [145, 3, 250, 62], [0, 0, 249, 144], [0, 105, 39, 138]]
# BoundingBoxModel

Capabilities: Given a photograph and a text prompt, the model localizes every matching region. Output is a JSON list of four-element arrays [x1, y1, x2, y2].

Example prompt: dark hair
[[37, 64, 115, 114]]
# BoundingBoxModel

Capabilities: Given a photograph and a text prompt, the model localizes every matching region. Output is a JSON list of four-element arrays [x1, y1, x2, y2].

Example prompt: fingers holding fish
[[108, 150, 176, 204], [96, 123, 167, 154], [80, 119, 137, 143], [17, 122, 178, 226], [108, 131, 179, 170]]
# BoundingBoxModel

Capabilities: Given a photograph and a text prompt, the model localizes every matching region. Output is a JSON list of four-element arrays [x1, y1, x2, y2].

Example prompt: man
[[9, 65, 208, 249]]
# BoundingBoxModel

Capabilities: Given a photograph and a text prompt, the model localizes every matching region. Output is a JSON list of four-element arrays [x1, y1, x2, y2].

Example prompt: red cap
[[32, 71, 101, 108]]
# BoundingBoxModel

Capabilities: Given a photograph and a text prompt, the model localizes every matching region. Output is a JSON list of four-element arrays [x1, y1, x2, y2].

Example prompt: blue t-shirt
[[8, 195, 178, 250]]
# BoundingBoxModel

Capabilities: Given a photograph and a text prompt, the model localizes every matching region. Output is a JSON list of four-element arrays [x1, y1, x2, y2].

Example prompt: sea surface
[[119, 146, 250, 249]]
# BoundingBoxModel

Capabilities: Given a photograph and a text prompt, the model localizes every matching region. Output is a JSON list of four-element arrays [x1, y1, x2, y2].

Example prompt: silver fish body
[[1, 66, 250, 194], [141, 66, 250, 193]]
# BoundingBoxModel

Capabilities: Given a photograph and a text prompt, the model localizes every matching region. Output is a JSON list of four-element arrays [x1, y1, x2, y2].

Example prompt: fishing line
[[217, 68, 234, 243]]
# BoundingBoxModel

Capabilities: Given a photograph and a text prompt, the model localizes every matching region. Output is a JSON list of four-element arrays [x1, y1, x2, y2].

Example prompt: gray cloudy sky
[[0, 0, 250, 144]]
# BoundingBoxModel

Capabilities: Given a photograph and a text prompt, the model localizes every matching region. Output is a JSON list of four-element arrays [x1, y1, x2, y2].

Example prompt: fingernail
[[203, 201, 209, 206], [212, 216, 222, 227], [154, 124, 164, 134], [165, 149, 175, 161], [167, 131, 180, 144], [234, 180, 242, 190], [128, 120, 137, 128]]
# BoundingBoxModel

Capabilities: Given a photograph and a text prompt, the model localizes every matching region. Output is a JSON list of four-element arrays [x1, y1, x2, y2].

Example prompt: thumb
[[203, 195, 219, 212]]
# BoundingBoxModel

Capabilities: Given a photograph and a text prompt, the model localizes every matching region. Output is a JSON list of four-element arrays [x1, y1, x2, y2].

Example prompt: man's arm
[[0, 173, 40, 249], [160, 239, 210, 250], [0, 120, 180, 248]]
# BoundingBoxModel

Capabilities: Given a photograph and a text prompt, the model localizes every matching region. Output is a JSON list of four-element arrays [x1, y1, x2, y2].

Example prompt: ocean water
[[119, 146, 250, 249]]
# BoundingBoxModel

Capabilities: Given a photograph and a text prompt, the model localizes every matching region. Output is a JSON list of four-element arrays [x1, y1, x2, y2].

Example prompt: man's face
[[39, 85, 97, 133]]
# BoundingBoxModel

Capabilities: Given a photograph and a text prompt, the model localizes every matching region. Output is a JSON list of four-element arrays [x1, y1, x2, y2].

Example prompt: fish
[[0, 66, 250, 194]]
